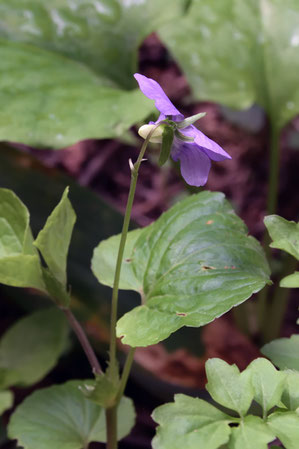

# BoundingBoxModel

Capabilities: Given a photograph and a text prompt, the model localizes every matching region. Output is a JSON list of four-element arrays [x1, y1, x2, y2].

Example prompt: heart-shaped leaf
[[205, 358, 254, 417], [159, 0, 299, 129], [261, 335, 299, 371], [0, 0, 185, 148], [247, 358, 286, 416], [0, 188, 45, 291], [152, 394, 232, 449], [93, 191, 270, 346], [8, 380, 135, 448], [0, 308, 68, 389]]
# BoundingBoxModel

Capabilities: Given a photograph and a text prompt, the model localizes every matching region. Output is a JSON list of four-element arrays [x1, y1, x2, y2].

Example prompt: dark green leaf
[[0, 0, 185, 147], [0, 188, 45, 291], [93, 192, 270, 347], [152, 394, 232, 449], [8, 380, 135, 448], [34, 187, 76, 287], [0, 390, 13, 415], [205, 358, 254, 417], [0, 308, 68, 389], [158, 126, 174, 167], [261, 335, 299, 370], [159, 0, 299, 129]]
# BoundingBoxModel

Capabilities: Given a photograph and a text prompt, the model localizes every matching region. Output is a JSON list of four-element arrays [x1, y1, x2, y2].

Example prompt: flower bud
[[138, 124, 164, 143]]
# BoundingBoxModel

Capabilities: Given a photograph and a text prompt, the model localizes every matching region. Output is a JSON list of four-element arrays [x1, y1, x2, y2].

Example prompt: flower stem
[[257, 124, 280, 333], [116, 348, 136, 404], [107, 123, 164, 449], [61, 307, 102, 374]]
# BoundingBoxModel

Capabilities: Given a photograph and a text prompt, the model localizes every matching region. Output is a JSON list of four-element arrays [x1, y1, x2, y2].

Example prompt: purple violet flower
[[134, 73, 231, 187]]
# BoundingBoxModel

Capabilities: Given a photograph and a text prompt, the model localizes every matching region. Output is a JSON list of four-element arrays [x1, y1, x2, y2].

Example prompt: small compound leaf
[[247, 358, 286, 415], [152, 394, 232, 449], [264, 215, 299, 261], [158, 126, 174, 166], [0, 188, 45, 291], [281, 370, 299, 411], [267, 412, 299, 449], [0, 390, 13, 415], [261, 335, 299, 370], [93, 192, 270, 347], [8, 381, 135, 448], [228, 416, 275, 449], [0, 308, 68, 389], [280, 271, 299, 288], [205, 358, 254, 417]]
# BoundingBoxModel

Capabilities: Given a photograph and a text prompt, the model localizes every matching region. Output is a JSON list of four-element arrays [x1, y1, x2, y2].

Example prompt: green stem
[[107, 123, 164, 449], [263, 256, 298, 342], [105, 407, 117, 449], [257, 125, 280, 333], [116, 348, 136, 404]]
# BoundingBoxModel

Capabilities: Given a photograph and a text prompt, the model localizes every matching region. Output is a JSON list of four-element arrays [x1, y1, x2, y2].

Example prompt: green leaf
[[159, 0, 299, 129], [228, 416, 275, 449], [247, 358, 286, 415], [0, 390, 13, 415], [261, 335, 299, 370], [0, 0, 185, 147], [205, 358, 254, 417], [0, 188, 45, 291], [280, 272, 299, 288], [281, 370, 299, 411], [152, 394, 232, 449], [93, 192, 270, 347], [264, 215, 299, 261], [8, 380, 135, 448], [34, 187, 76, 287], [267, 412, 299, 449], [0, 308, 68, 389], [158, 126, 174, 167]]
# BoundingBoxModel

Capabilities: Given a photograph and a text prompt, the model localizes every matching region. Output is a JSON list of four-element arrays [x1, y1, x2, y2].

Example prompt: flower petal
[[172, 142, 212, 187], [134, 73, 183, 119], [181, 125, 231, 161]]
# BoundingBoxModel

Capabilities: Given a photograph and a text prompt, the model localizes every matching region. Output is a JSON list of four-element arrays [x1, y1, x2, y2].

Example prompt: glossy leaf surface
[[152, 394, 232, 449], [0, 0, 185, 147], [0, 189, 45, 291], [34, 187, 76, 286], [93, 192, 270, 346], [8, 380, 135, 448], [261, 335, 299, 371], [206, 358, 254, 417], [159, 0, 299, 129], [0, 308, 68, 389]]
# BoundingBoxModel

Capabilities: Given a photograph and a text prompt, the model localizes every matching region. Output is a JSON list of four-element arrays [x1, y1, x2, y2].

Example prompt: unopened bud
[[138, 124, 164, 143]]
